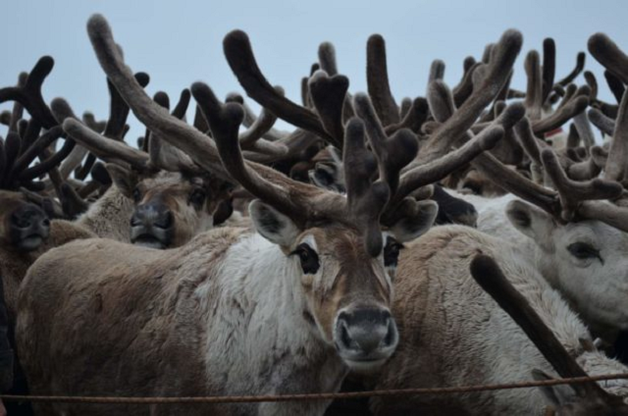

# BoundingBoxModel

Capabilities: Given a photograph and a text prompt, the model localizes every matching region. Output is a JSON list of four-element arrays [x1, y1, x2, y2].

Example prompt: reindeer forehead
[[562, 220, 628, 246], [140, 173, 204, 195], [302, 225, 377, 259]]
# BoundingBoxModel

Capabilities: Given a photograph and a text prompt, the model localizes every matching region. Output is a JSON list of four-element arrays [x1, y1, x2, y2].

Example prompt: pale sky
[[1, 0, 626, 141]]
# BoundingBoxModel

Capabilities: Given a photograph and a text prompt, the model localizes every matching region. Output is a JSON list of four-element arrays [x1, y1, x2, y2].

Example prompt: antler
[[0, 56, 57, 128], [419, 29, 523, 162]]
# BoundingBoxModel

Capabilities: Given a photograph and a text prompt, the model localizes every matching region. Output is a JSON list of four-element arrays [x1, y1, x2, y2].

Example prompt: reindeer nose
[[131, 204, 173, 229], [335, 309, 398, 356]]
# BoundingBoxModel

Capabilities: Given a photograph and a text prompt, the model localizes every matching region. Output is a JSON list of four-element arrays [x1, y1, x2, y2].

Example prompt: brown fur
[[17, 229, 240, 416]]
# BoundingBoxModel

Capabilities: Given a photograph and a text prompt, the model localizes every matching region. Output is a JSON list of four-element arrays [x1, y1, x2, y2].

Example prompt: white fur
[[449, 190, 628, 340], [193, 232, 346, 415], [374, 226, 628, 415]]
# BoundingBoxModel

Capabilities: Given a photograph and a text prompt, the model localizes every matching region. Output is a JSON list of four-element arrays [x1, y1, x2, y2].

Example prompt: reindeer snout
[[130, 203, 174, 249], [334, 308, 398, 371], [131, 204, 173, 229], [9, 204, 50, 251]]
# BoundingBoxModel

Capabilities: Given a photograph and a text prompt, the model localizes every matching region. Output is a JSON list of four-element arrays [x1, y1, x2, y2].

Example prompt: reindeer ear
[[249, 200, 299, 248], [105, 164, 138, 198], [506, 200, 556, 252], [532, 369, 577, 409], [389, 200, 438, 243]]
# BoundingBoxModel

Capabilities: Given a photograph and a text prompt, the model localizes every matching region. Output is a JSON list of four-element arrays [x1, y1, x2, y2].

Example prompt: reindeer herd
[[2, 13, 628, 415]]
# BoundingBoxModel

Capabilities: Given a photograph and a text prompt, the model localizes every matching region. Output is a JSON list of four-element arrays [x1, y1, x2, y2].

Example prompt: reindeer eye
[[291, 243, 320, 274], [384, 237, 404, 268], [132, 188, 142, 203], [567, 242, 602, 263], [189, 189, 207, 209]]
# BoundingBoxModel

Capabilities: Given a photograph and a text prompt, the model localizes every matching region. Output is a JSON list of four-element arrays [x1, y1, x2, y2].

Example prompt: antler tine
[[0, 111, 11, 127], [222, 30, 333, 142], [541, 149, 622, 221], [87, 15, 235, 180], [225, 92, 289, 142], [318, 42, 338, 76], [427, 59, 445, 91], [11, 126, 64, 177], [399, 98, 412, 120], [541, 38, 556, 105], [7, 73, 27, 133], [556, 52, 586, 87], [482, 43, 495, 63], [588, 108, 615, 137], [238, 106, 278, 147], [384, 97, 429, 135], [0, 139, 5, 186], [104, 73, 149, 140], [223, 89, 288, 158], [75, 72, 148, 181], [18, 137, 76, 182], [366, 34, 400, 127], [308, 70, 349, 148], [149, 133, 202, 174], [82, 112, 106, 132], [420, 29, 523, 162], [524, 50, 543, 120], [50, 98, 91, 180], [588, 33, 628, 85], [343, 118, 390, 257], [531, 94, 588, 135], [605, 86, 628, 183], [469, 255, 607, 400], [194, 81, 343, 227], [394, 125, 505, 208], [572, 112, 596, 150], [604, 70, 625, 104], [353, 93, 419, 197], [0, 56, 57, 128], [584, 71, 598, 102], [452, 61, 480, 107], [171, 88, 191, 120], [1, 133, 21, 188], [63, 119, 149, 170], [153, 91, 170, 111], [18, 118, 42, 157]]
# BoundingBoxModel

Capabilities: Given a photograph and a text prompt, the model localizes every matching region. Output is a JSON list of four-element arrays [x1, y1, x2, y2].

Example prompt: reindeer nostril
[[384, 319, 395, 347], [340, 322, 353, 349]]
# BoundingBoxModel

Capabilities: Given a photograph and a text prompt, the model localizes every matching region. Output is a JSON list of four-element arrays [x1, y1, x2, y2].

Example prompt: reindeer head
[[105, 165, 232, 249], [0, 190, 50, 252]]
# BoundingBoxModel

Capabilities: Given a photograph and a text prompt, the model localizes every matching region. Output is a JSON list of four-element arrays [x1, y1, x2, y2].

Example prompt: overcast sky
[[1, 0, 626, 141]]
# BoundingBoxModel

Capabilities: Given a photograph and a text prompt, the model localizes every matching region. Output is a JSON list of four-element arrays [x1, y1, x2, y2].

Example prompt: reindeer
[[14, 14, 514, 415], [369, 225, 628, 415]]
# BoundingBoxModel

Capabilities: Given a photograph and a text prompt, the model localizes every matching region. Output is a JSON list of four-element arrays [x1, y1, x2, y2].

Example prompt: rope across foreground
[[3, 373, 628, 405]]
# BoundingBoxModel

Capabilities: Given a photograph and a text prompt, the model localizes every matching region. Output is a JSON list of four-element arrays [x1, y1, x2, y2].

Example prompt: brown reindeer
[[14, 14, 514, 415]]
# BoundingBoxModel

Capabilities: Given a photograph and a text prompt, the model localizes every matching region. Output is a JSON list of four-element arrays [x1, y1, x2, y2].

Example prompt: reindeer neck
[[194, 232, 347, 414]]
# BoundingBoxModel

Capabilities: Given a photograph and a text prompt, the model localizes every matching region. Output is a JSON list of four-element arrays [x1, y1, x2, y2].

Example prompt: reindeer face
[[296, 227, 401, 372], [250, 200, 401, 372], [508, 200, 628, 332], [109, 170, 231, 249], [0, 190, 50, 252]]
